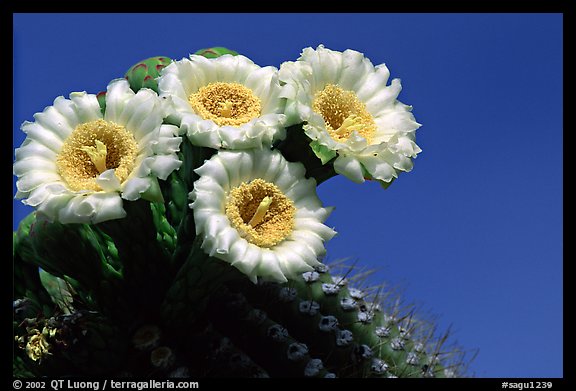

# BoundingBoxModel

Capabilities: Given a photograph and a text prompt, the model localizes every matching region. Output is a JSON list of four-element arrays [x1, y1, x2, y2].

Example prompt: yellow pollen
[[225, 179, 295, 248], [56, 119, 138, 192], [312, 84, 377, 143], [188, 82, 262, 127]]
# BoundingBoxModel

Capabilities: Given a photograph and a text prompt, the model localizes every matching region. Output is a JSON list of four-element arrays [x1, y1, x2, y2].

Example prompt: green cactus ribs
[[218, 262, 473, 378]]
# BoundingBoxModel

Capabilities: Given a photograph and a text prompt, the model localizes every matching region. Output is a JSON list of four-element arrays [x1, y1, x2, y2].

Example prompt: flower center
[[18, 327, 57, 362], [225, 178, 295, 248], [56, 119, 138, 192], [26, 333, 50, 361], [312, 84, 377, 143], [188, 82, 262, 127]]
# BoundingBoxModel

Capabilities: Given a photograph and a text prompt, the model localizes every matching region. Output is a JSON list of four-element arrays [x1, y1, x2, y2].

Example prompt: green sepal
[[378, 177, 396, 189], [96, 91, 106, 115], [309, 140, 337, 165], [359, 164, 396, 189], [39, 269, 75, 315], [139, 177, 164, 203]]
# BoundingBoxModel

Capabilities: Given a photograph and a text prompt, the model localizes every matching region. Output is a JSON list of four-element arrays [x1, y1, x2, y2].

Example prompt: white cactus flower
[[279, 45, 422, 186], [189, 149, 336, 283], [158, 54, 287, 150], [13, 79, 182, 224]]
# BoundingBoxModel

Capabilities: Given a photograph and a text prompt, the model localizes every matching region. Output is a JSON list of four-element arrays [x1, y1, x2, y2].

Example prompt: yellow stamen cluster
[[56, 119, 138, 192], [188, 82, 262, 127], [312, 84, 377, 143], [226, 179, 295, 248], [16, 326, 57, 362]]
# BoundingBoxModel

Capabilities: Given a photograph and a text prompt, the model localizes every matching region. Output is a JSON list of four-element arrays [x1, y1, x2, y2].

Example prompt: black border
[[6, 1, 573, 387]]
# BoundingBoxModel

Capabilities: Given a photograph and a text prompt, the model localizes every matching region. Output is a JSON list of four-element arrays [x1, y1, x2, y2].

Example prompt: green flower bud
[[124, 56, 172, 93], [193, 47, 239, 58]]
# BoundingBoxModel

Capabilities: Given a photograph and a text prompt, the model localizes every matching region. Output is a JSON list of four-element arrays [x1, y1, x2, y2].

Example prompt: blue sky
[[12, 13, 563, 377]]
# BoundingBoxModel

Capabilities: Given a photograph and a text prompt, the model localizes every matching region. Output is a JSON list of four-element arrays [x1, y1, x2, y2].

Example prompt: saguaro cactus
[[13, 47, 470, 378]]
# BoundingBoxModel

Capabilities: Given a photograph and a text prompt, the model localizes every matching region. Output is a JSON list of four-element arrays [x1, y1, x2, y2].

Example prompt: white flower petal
[[284, 180, 315, 204], [21, 121, 64, 153], [254, 250, 287, 283], [69, 92, 103, 123], [194, 156, 231, 190], [301, 45, 343, 90], [121, 177, 152, 201], [33, 106, 74, 141], [375, 107, 421, 133], [21, 183, 68, 208], [275, 242, 316, 277], [16, 171, 62, 194], [225, 239, 249, 267], [290, 230, 330, 258], [36, 193, 75, 221], [104, 78, 135, 124], [364, 78, 402, 115], [333, 155, 366, 183], [90, 198, 127, 223], [253, 147, 284, 182], [359, 155, 397, 182], [337, 49, 374, 91], [145, 155, 182, 180], [14, 139, 58, 161], [122, 89, 164, 140], [356, 64, 392, 102], [158, 72, 188, 102], [183, 116, 222, 148], [214, 226, 241, 255], [13, 157, 57, 176], [58, 193, 126, 224], [294, 217, 337, 241], [230, 244, 261, 283], [95, 169, 122, 192]]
